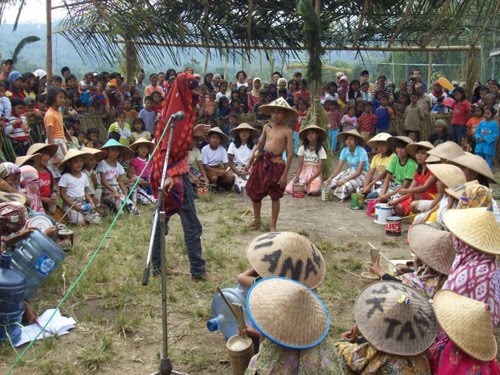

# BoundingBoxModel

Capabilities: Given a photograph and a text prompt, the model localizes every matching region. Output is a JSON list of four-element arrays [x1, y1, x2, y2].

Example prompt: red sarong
[[246, 152, 285, 202]]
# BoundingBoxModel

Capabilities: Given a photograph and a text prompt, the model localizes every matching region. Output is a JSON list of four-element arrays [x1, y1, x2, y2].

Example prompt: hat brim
[[207, 130, 229, 144], [101, 144, 135, 162], [15, 153, 43, 167], [298, 126, 328, 142], [229, 124, 260, 136], [28, 143, 59, 158], [406, 143, 433, 159], [60, 152, 92, 169], [338, 131, 366, 147], [130, 140, 154, 153], [366, 133, 392, 148], [387, 136, 413, 150], [450, 154, 497, 184], [258, 105, 298, 120], [0, 191, 27, 205]]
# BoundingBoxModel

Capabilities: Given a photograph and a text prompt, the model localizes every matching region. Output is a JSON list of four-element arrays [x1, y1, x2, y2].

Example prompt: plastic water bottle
[[81, 203, 91, 212], [0, 252, 26, 345], [48, 190, 58, 214], [94, 184, 102, 207], [11, 230, 66, 299]]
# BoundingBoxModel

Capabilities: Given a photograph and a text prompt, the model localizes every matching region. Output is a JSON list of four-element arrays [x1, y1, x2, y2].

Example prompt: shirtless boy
[[246, 98, 297, 231]]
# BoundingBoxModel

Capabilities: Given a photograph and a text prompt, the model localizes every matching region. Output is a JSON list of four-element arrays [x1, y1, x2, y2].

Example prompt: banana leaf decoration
[[296, 0, 332, 179]]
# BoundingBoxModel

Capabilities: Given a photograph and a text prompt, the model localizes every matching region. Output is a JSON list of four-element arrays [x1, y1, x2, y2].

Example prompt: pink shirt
[[130, 157, 151, 179]]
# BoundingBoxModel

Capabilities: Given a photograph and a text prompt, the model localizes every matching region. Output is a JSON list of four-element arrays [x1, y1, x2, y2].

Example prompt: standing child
[[246, 98, 296, 231], [58, 149, 101, 225], [467, 105, 485, 153], [375, 95, 394, 134], [450, 87, 472, 145], [358, 102, 377, 140], [130, 118, 152, 142], [0, 81, 12, 121], [85, 127, 101, 148], [108, 111, 132, 146], [44, 87, 68, 178], [227, 123, 258, 193], [97, 139, 139, 215], [123, 98, 138, 126], [127, 138, 156, 204], [475, 107, 499, 171], [4, 98, 31, 156], [341, 106, 358, 132], [293, 98, 308, 154], [404, 92, 425, 141], [202, 127, 234, 190], [138, 96, 156, 134], [286, 125, 327, 196], [324, 99, 340, 153]]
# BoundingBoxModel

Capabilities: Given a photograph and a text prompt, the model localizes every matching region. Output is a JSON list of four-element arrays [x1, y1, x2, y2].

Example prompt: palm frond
[[12, 35, 40, 64]]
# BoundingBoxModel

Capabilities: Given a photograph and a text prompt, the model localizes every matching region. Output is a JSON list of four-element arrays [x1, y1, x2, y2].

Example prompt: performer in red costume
[[151, 73, 211, 281]]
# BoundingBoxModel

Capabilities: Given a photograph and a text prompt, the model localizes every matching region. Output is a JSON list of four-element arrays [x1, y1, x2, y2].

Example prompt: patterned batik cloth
[[335, 339, 431, 375], [0, 202, 28, 235], [245, 337, 343, 375], [329, 168, 367, 201], [285, 163, 323, 195], [400, 266, 445, 299]]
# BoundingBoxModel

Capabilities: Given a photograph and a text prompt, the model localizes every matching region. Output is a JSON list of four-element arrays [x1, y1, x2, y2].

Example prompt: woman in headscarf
[[203, 73, 214, 93], [247, 77, 262, 112]]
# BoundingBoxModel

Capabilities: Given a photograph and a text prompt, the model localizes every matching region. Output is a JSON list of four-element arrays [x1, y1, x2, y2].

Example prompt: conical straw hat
[[60, 149, 92, 169], [426, 155, 441, 164], [246, 277, 330, 349], [445, 179, 479, 200], [100, 139, 135, 162], [433, 290, 497, 361], [229, 122, 260, 136], [27, 143, 58, 157], [406, 141, 434, 159], [450, 152, 497, 183], [426, 141, 465, 161], [367, 132, 392, 148], [80, 146, 107, 163], [387, 135, 414, 151], [408, 224, 455, 275], [245, 232, 326, 289], [129, 138, 154, 153], [354, 281, 437, 356], [338, 129, 366, 147], [258, 97, 299, 121], [427, 163, 466, 188], [443, 208, 500, 255], [298, 125, 327, 142], [207, 126, 229, 144], [15, 153, 42, 167]]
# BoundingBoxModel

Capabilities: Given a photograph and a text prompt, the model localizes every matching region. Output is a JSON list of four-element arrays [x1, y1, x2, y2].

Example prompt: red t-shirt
[[451, 100, 471, 126], [38, 168, 54, 198]]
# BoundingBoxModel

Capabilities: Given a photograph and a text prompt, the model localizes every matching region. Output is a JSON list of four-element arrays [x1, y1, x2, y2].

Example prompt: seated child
[[5, 97, 31, 156], [108, 111, 132, 146], [286, 125, 327, 196], [359, 133, 395, 196], [19, 165, 44, 213], [97, 139, 139, 215], [336, 281, 435, 374], [431, 96, 450, 113], [201, 127, 234, 190], [475, 107, 499, 171], [227, 123, 258, 194], [130, 118, 152, 142], [127, 138, 156, 205], [123, 98, 138, 126], [65, 123, 80, 150], [188, 138, 208, 188], [85, 127, 101, 148], [58, 149, 101, 225]]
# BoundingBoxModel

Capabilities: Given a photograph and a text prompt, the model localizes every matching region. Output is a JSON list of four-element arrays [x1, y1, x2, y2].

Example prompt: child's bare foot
[[247, 220, 261, 229], [271, 227, 277, 232]]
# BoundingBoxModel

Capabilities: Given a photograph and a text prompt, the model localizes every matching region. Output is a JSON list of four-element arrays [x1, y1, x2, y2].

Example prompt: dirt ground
[[1, 166, 499, 374]]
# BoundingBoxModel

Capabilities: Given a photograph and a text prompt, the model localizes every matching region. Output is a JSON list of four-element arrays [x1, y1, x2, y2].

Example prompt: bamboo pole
[[46, 0, 53, 80], [387, 0, 415, 48], [427, 52, 432, 92]]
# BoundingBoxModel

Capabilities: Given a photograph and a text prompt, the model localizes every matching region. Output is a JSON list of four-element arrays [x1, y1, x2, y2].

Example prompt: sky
[[2, 0, 67, 24]]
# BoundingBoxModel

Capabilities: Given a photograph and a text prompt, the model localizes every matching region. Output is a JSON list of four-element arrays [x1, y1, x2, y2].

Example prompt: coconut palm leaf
[[12, 35, 40, 64]]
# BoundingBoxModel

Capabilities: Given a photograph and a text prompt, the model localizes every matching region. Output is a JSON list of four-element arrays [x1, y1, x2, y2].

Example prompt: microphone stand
[[143, 115, 185, 375]]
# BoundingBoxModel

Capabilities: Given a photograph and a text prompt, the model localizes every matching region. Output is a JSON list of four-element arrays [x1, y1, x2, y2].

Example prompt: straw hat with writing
[[258, 97, 299, 121], [338, 129, 366, 147], [246, 277, 330, 349], [207, 126, 229, 144], [426, 141, 465, 161], [229, 122, 260, 136], [354, 281, 437, 356], [443, 208, 500, 256], [100, 139, 135, 162], [387, 135, 414, 151], [27, 143, 58, 158], [299, 124, 327, 142], [0, 191, 27, 205], [60, 149, 92, 169], [408, 224, 455, 275], [450, 152, 497, 183], [129, 138, 154, 154], [245, 232, 326, 289], [15, 153, 43, 168], [427, 163, 466, 188], [433, 290, 497, 361], [406, 141, 434, 160], [367, 132, 392, 148], [80, 146, 107, 163]]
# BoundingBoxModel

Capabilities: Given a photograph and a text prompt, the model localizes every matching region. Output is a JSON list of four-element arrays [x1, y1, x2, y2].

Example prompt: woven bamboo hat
[[387, 135, 414, 150], [80, 146, 107, 163], [426, 141, 465, 161], [354, 281, 437, 356], [433, 290, 497, 361], [27, 143, 58, 157], [0, 191, 27, 205], [406, 141, 434, 159], [129, 138, 154, 153], [445, 179, 479, 200], [338, 129, 366, 147], [443, 208, 500, 255], [246, 277, 330, 349], [366, 132, 391, 148], [427, 163, 466, 188], [229, 122, 260, 136], [299, 124, 327, 142], [60, 149, 92, 169], [450, 152, 497, 183], [245, 232, 326, 289], [15, 153, 43, 167], [100, 139, 135, 162], [258, 97, 299, 121], [408, 224, 455, 275], [207, 126, 229, 144]]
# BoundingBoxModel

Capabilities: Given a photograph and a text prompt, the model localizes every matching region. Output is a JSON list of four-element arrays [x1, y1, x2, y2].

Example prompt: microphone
[[170, 111, 185, 120]]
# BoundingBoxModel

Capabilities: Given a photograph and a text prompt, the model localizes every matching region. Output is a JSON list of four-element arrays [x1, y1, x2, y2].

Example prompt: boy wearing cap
[[246, 98, 295, 231]]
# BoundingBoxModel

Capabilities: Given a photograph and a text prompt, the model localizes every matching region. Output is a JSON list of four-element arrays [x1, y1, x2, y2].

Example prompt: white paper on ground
[[15, 309, 77, 347]]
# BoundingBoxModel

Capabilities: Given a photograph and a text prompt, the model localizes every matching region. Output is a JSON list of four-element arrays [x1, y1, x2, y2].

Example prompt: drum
[[47, 206, 68, 225], [374, 204, 393, 225], [25, 213, 55, 232], [292, 183, 305, 198]]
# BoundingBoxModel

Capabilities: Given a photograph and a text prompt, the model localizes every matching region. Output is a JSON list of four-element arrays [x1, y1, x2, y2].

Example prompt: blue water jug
[[11, 230, 65, 299], [0, 252, 26, 345]]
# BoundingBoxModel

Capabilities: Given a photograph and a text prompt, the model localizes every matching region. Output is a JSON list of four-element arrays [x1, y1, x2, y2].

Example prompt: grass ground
[[1, 175, 500, 374]]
